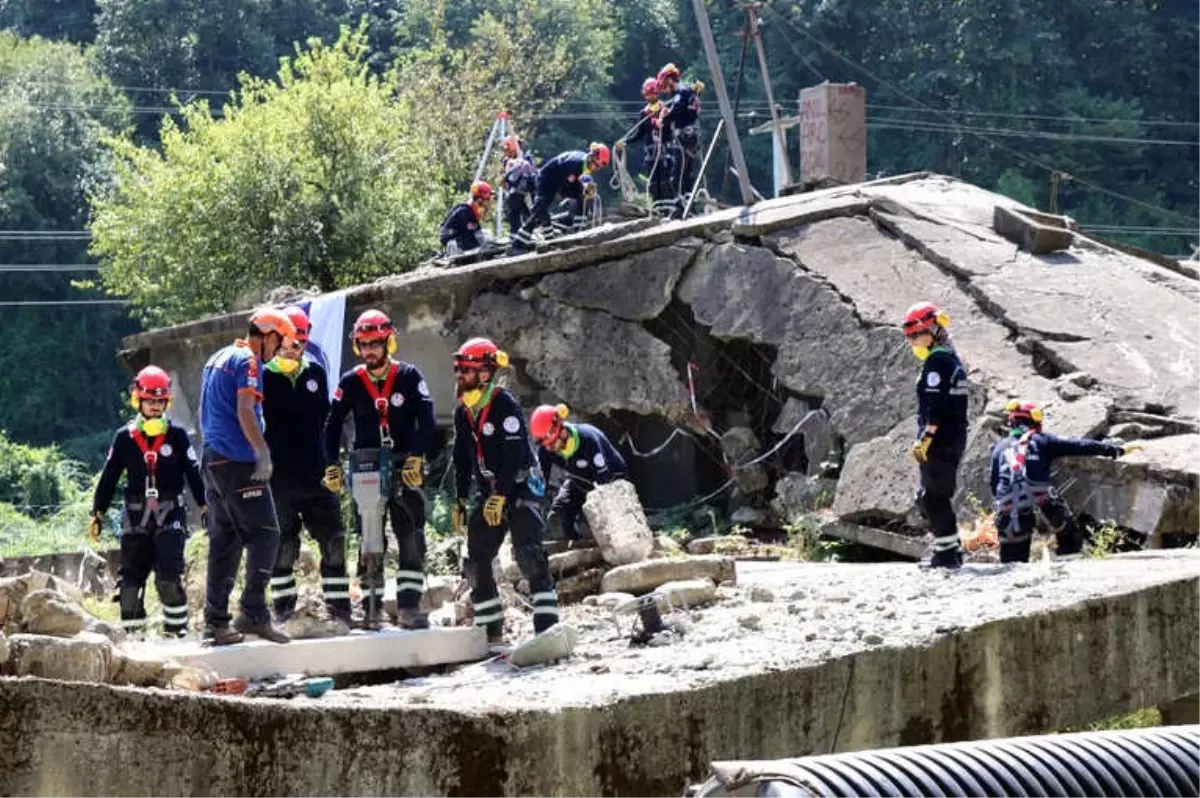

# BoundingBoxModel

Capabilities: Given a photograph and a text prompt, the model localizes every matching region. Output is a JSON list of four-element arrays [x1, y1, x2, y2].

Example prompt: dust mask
[[910, 345, 930, 362], [139, 416, 167, 437]]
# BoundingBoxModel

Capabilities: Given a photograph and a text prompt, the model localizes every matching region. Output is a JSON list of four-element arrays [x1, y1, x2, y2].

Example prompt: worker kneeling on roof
[[438, 181, 495, 257], [530, 403, 629, 542]]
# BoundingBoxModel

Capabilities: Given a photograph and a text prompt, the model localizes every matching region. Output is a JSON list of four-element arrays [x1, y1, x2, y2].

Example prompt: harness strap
[[355, 363, 399, 449], [128, 424, 166, 503]]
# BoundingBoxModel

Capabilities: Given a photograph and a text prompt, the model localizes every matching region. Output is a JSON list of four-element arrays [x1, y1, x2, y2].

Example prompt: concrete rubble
[[584, 480, 655, 565]]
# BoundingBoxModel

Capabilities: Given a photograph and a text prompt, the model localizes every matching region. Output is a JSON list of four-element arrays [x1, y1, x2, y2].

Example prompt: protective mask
[[561, 429, 580, 458], [910, 345, 930, 362], [139, 416, 167, 437], [460, 389, 484, 409], [273, 356, 301, 375]]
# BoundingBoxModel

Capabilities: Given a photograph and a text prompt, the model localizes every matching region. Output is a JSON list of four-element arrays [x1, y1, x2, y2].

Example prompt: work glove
[[614, 139, 626, 152], [323, 464, 344, 494], [1117, 443, 1144, 457], [401, 455, 424, 489], [452, 499, 468, 537], [910, 431, 935, 465], [87, 511, 102, 544], [251, 447, 274, 483], [483, 494, 506, 527]]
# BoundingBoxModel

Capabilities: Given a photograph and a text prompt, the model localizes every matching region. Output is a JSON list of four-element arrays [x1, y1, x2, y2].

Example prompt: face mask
[[273, 356, 301, 375], [561, 428, 580, 458], [139, 416, 167, 437], [460, 389, 484, 408], [910, 344, 930, 361]]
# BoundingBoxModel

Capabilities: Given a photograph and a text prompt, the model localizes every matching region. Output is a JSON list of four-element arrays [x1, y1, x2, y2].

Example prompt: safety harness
[[126, 423, 176, 531], [463, 385, 498, 489], [994, 430, 1052, 542], [354, 363, 399, 450]]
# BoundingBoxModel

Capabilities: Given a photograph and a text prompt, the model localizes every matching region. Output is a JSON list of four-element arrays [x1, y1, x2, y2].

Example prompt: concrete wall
[[1, 571, 1194, 796]]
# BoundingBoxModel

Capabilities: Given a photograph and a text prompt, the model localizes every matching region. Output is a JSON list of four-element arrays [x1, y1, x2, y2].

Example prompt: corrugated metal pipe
[[691, 725, 1199, 797]]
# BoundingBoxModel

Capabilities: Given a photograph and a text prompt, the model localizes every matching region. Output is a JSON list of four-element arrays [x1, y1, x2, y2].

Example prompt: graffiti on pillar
[[799, 83, 866, 185], [799, 88, 828, 183]]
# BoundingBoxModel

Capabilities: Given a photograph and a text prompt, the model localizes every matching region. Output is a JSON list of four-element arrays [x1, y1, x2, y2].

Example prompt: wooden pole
[[692, 0, 756, 206], [745, 3, 792, 188]]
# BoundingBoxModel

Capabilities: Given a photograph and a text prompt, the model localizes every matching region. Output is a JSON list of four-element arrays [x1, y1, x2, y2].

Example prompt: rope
[[619, 427, 693, 459]]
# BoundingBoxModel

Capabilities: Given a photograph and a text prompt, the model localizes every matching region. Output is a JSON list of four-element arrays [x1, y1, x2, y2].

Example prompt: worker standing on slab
[[89, 366, 205, 637], [325, 309, 435, 630], [451, 338, 559, 644], [198, 308, 297, 645], [507, 143, 611, 254], [500, 134, 538, 236], [615, 78, 673, 216], [991, 401, 1138, 563], [438, 181, 495, 257], [656, 63, 704, 219], [903, 302, 968, 569], [262, 306, 351, 632], [530, 404, 629, 541]]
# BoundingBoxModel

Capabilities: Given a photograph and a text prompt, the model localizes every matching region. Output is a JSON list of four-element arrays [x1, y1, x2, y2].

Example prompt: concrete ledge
[[131, 626, 487, 680], [1, 554, 1195, 796], [818, 519, 926, 559], [993, 205, 1075, 254]]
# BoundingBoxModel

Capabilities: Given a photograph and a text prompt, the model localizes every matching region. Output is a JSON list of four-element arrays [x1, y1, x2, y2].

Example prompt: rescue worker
[[325, 309, 435, 629], [500, 135, 538, 236], [530, 404, 628, 541], [615, 77, 673, 217], [451, 338, 559, 644], [438, 181, 495, 257], [507, 143, 611, 254], [198, 307, 297, 645], [262, 306, 351, 629], [657, 63, 704, 219], [89, 366, 205, 637], [991, 401, 1137, 563], [903, 301, 969, 569]]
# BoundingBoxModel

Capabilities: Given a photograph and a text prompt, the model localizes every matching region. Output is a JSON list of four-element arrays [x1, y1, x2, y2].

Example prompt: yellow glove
[[87, 512, 102, 544], [483, 494, 506, 527], [452, 500, 468, 537], [401, 455, 424, 488], [910, 432, 935, 464], [1119, 444, 1144, 456], [323, 464, 344, 493], [614, 139, 626, 152]]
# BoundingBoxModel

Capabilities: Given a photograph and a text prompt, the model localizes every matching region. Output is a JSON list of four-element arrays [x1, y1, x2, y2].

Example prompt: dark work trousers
[[118, 503, 188, 635], [918, 446, 964, 559], [351, 457, 428, 613], [647, 146, 676, 217], [996, 495, 1082, 563], [202, 451, 282, 627], [269, 475, 350, 620], [668, 127, 700, 218], [547, 477, 591, 540], [505, 191, 531, 237], [466, 486, 558, 639]]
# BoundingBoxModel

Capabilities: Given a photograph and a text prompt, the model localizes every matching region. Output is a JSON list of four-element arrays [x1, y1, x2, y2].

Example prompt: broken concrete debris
[[584, 480, 655, 565]]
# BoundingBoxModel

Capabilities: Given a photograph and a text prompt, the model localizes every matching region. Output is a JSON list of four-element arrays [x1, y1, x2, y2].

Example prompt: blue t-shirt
[[200, 340, 263, 462]]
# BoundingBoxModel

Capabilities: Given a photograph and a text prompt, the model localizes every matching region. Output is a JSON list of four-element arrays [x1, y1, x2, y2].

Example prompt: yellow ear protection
[[352, 334, 397, 357], [129, 391, 172, 412], [1004, 400, 1044, 425], [934, 311, 951, 328]]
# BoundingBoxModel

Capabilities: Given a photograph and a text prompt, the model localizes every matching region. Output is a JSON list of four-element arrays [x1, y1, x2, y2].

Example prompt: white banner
[[299, 291, 347, 398]]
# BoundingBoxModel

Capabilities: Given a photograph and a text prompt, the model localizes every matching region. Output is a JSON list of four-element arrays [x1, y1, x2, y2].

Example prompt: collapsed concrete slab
[[0, 552, 1195, 796]]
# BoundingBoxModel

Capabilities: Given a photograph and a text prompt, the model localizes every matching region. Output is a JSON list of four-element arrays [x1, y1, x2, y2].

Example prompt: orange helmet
[[283, 305, 310, 342], [501, 135, 522, 159], [641, 77, 659, 101], [453, 337, 509, 371], [530, 404, 570, 446], [588, 142, 611, 169], [249, 307, 298, 341], [133, 366, 171, 400], [656, 62, 681, 91], [902, 302, 948, 337], [471, 180, 495, 203], [1005, 400, 1044, 430]]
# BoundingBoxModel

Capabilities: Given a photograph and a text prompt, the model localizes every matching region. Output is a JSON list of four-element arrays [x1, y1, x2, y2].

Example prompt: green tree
[[0, 0, 99, 43], [0, 33, 136, 449], [90, 26, 450, 325]]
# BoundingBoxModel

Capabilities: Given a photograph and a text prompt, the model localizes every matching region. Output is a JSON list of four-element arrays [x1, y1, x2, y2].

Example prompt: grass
[[1058, 707, 1162, 733]]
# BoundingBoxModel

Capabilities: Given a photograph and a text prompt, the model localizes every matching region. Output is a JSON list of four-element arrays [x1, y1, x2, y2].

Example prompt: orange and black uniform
[[93, 421, 204, 635]]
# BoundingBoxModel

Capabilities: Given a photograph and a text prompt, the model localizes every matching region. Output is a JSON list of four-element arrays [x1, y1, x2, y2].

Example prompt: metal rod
[[682, 118, 725, 219], [746, 4, 793, 187], [692, 0, 756, 206]]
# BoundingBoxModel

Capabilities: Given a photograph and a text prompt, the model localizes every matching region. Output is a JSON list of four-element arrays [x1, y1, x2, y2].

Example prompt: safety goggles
[[355, 323, 393, 336], [453, 364, 482, 374]]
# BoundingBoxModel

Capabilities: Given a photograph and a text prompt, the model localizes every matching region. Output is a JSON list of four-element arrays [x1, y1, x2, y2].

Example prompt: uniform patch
[[333, 386, 343, 401], [391, 393, 405, 407], [593, 453, 606, 468], [306, 379, 319, 393], [926, 372, 941, 387], [575, 459, 588, 469], [418, 380, 430, 397], [246, 375, 259, 389], [502, 415, 521, 434], [482, 422, 495, 436], [160, 444, 173, 457], [241, 488, 263, 499], [186, 446, 198, 461]]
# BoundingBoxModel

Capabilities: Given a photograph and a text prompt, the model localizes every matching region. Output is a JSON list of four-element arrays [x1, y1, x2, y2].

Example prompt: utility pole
[[743, 2, 792, 188], [692, 0, 756, 207]]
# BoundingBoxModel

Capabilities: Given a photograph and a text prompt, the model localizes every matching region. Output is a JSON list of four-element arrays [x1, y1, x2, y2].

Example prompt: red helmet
[[471, 180, 494, 203], [656, 62, 681, 91], [133, 366, 171, 401], [530, 404, 569, 445], [501, 135, 521, 158], [1005, 400, 1044, 429], [453, 337, 509, 370], [352, 309, 394, 343], [902, 302, 943, 337], [641, 77, 659, 100], [588, 142, 611, 170], [283, 305, 310, 342], [249, 307, 298, 341]]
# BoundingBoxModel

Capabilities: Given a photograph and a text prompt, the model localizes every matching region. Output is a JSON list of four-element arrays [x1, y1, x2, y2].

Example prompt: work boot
[[924, 548, 964, 570], [394, 608, 430, 630], [203, 623, 245, 647], [233, 615, 292, 644]]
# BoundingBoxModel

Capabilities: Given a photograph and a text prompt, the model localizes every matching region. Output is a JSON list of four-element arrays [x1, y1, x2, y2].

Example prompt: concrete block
[[799, 83, 867, 186], [148, 626, 487, 681], [993, 205, 1075, 254]]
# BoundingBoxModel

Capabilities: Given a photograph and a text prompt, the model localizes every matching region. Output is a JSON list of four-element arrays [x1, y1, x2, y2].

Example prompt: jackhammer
[[350, 447, 390, 629]]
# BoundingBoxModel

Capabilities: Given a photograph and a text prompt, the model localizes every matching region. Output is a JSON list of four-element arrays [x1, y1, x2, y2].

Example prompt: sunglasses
[[453, 364, 481, 374]]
